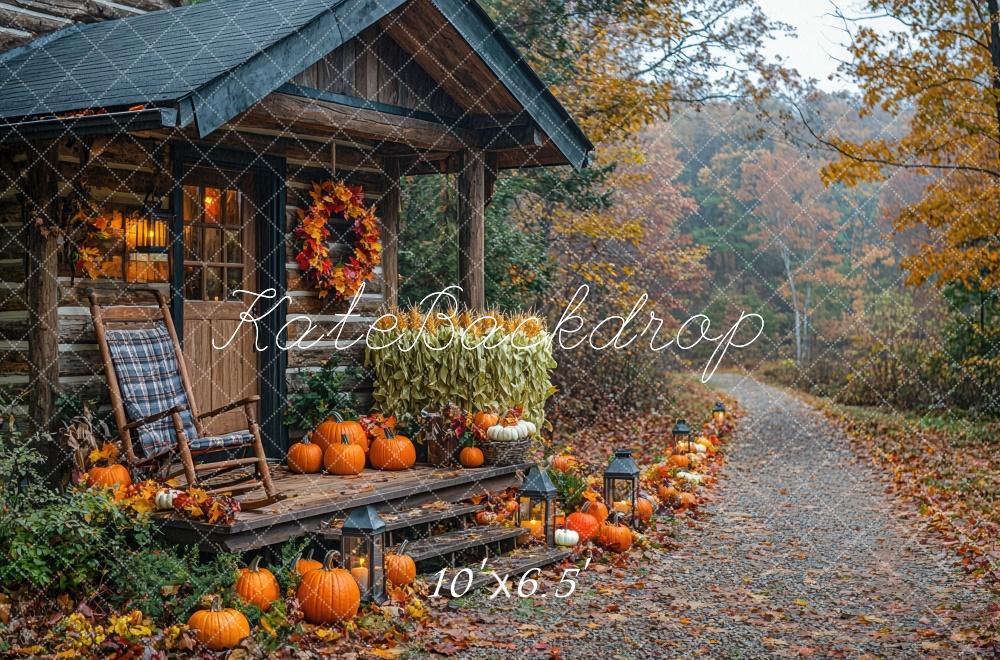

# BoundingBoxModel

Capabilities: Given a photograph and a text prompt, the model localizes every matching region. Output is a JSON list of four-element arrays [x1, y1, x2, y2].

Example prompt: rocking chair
[[88, 288, 281, 508]]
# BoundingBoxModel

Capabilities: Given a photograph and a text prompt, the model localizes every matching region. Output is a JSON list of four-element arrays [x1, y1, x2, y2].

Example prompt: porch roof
[[0, 0, 593, 169]]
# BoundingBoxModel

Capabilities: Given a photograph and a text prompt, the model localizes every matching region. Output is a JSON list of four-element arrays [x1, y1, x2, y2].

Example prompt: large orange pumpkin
[[297, 550, 361, 624], [385, 541, 416, 587], [566, 511, 599, 542], [313, 412, 367, 454], [87, 463, 132, 489], [369, 429, 415, 471], [187, 596, 250, 651], [581, 500, 609, 525], [235, 556, 280, 611], [459, 446, 484, 468], [295, 551, 323, 576], [597, 513, 633, 552], [324, 433, 365, 475], [287, 436, 323, 474]]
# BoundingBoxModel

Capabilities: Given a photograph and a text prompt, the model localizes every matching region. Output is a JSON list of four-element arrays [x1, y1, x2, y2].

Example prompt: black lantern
[[671, 418, 692, 453], [712, 401, 726, 424], [128, 208, 169, 254], [603, 449, 639, 527], [341, 505, 386, 603], [518, 465, 557, 546]]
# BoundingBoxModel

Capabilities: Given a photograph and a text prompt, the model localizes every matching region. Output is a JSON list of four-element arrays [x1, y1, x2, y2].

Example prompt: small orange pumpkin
[[550, 455, 574, 472], [369, 429, 415, 471], [235, 556, 280, 611], [581, 500, 609, 525], [566, 511, 599, 542], [459, 446, 485, 468], [635, 495, 655, 523], [473, 410, 499, 429], [87, 463, 132, 489], [295, 550, 323, 576], [658, 484, 680, 505], [385, 540, 416, 587], [287, 436, 324, 474], [668, 454, 690, 469], [504, 499, 519, 514], [297, 550, 361, 624], [597, 512, 633, 552], [325, 433, 365, 475], [187, 596, 250, 651], [313, 412, 367, 454], [475, 510, 497, 526]]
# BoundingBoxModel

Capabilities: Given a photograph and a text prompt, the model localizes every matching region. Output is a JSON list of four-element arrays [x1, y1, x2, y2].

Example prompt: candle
[[351, 565, 369, 588], [520, 519, 544, 539]]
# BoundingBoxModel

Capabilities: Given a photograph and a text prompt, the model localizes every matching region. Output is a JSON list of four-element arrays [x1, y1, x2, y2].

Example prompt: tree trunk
[[781, 243, 803, 364]]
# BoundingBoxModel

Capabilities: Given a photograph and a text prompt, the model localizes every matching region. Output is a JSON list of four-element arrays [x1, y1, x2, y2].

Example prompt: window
[[181, 185, 245, 301]]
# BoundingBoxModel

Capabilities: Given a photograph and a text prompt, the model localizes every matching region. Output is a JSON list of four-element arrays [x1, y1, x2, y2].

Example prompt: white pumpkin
[[154, 488, 180, 510], [522, 420, 537, 435], [515, 420, 530, 438], [487, 424, 520, 441], [694, 442, 708, 454], [676, 470, 703, 485], [554, 528, 579, 547]]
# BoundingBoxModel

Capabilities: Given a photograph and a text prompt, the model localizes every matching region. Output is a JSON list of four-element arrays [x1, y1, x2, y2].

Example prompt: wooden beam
[[457, 148, 485, 310], [381, 158, 401, 308], [23, 140, 60, 465], [248, 93, 477, 152]]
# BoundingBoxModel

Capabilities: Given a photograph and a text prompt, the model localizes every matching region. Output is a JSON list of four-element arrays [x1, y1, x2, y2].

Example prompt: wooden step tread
[[406, 525, 524, 563], [422, 547, 572, 595], [320, 501, 485, 539]]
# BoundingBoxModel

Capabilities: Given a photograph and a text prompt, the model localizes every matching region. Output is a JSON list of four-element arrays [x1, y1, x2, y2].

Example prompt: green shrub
[[284, 358, 359, 431]]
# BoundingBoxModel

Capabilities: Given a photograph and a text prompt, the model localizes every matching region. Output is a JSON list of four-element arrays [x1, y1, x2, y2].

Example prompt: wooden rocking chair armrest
[[198, 395, 261, 420], [124, 404, 189, 430]]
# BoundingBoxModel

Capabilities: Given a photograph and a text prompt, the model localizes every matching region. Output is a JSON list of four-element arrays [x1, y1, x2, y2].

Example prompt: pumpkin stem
[[209, 594, 223, 612], [322, 549, 341, 570], [248, 556, 262, 572], [396, 539, 409, 555], [384, 428, 395, 440], [332, 411, 344, 423]]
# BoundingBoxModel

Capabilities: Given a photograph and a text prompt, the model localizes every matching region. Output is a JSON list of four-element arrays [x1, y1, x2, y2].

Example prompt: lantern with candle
[[603, 449, 640, 528], [125, 207, 169, 282], [340, 505, 386, 603], [712, 401, 726, 425], [517, 465, 557, 546], [671, 418, 692, 453]]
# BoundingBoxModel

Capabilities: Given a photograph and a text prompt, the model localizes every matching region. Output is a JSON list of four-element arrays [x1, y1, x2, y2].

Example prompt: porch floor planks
[[158, 462, 530, 552]]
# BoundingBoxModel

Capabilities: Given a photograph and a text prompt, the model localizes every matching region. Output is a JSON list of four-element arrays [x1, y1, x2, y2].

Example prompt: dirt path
[[425, 375, 990, 658]]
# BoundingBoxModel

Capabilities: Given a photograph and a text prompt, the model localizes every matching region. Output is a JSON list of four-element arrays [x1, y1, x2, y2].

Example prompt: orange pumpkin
[[87, 463, 132, 489], [287, 436, 323, 474], [297, 550, 361, 624], [459, 446, 485, 468], [313, 412, 367, 454], [657, 484, 680, 505], [635, 496, 655, 523], [597, 513, 633, 552], [295, 551, 323, 576], [566, 511, 599, 542], [187, 596, 250, 651], [369, 429, 415, 471], [325, 433, 365, 475], [504, 499, 519, 514], [581, 500, 609, 525], [385, 541, 416, 587], [668, 454, 691, 469], [550, 455, 574, 472], [475, 510, 497, 525], [473, 410, 499, 429], [235, 556, 280, 611]]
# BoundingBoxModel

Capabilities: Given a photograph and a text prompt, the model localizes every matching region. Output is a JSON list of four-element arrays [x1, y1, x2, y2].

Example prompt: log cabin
[[0, 0, 592, 563]]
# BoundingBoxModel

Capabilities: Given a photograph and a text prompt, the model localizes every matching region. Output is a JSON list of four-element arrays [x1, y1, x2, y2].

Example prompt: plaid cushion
[[190, 430, 253, 452], [105, 325, 199, 457]]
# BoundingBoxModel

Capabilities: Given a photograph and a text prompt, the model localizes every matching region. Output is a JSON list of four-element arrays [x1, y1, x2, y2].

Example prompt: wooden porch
[[159, 462, 530, 553]]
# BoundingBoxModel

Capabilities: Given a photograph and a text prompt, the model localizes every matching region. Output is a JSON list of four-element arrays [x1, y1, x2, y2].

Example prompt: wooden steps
[[423, 547, 572, 595], [405, 525, 524, 563], [320, 500, 484, 545]]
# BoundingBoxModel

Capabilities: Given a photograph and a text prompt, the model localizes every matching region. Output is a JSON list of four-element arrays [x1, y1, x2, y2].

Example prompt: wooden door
[[179, 169, 259, 435]]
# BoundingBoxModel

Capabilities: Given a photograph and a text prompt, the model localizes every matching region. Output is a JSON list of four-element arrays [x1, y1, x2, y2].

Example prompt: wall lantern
[[603, 448, 639, 528], [712, 401, 726, 425], [518, 465, 557, 546], [125, 207, 170, 283], [341, 505, 386, 603]]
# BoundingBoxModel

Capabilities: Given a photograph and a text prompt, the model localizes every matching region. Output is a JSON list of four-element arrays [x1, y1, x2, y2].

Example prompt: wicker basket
[[482, 437, 531, 466]]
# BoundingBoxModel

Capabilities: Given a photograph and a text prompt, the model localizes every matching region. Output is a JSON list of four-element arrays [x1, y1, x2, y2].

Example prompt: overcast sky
[[755, 0, 894, 91]]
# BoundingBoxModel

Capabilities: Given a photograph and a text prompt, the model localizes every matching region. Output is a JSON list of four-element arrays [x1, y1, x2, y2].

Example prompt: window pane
[[203, 227, 222, 262], [222, 189, 239, 225], [182, 185, 201, 221], [205, 267, 223, 301], [183, 225, 201, 261], [184, 265, 203, 300], [203, 187, 221, 223], [225, 229, 242, 264], [226, 268, 243, 299]]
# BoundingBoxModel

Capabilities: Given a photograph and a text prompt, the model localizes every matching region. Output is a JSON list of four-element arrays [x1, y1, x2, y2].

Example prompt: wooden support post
[[23, 142, 60, 447], [457, 148, 485, 310], [381, 158, 401, 308]]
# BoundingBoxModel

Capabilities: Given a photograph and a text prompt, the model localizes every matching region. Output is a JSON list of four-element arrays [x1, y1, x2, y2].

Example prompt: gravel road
[[435, 375, 990, 658]]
